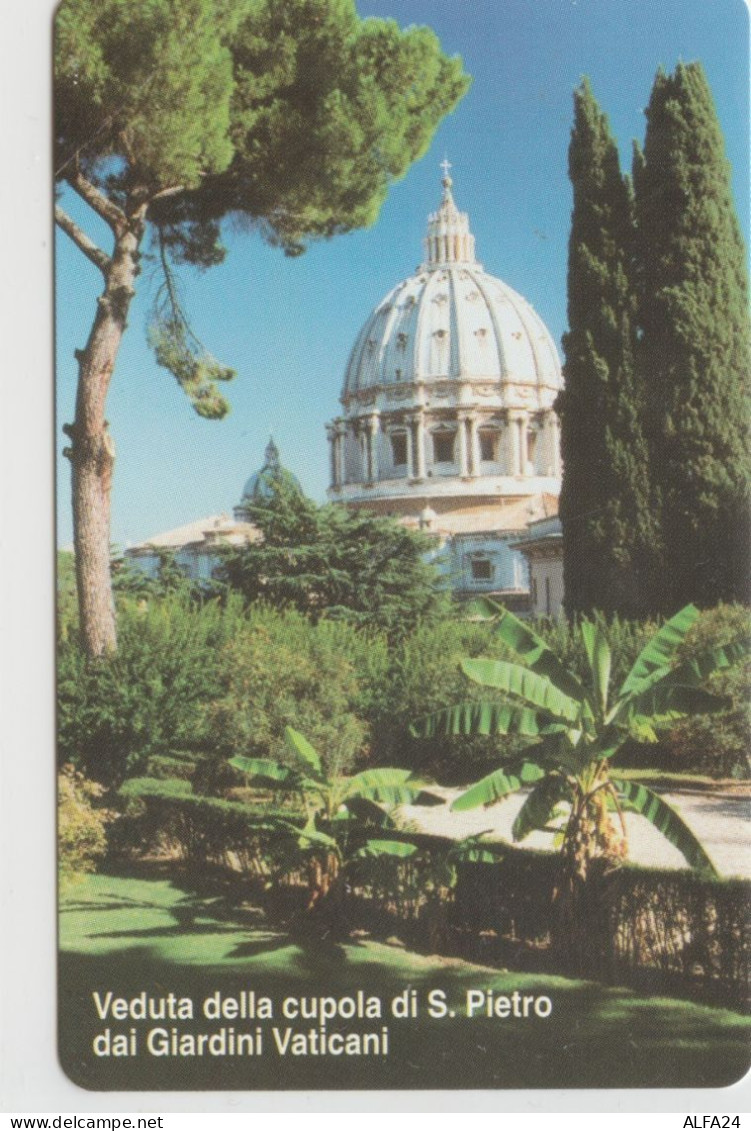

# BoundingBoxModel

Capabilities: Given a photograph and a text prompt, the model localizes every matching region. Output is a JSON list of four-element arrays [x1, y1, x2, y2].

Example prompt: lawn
[[59, 872, 751, 1091]]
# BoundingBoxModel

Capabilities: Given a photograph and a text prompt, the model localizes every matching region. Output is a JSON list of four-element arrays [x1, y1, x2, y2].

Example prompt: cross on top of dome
[[423, 161, 476, 268]]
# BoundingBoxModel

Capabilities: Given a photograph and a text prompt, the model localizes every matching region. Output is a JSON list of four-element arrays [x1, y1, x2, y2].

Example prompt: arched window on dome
[[432, 427, 456, 466], [526, 427, 538, 473], [478, 428, 498, 463], [390, 431, 408, 469]]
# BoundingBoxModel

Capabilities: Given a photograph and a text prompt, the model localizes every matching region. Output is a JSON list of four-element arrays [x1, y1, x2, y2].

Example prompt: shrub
[[660, 604, 751, 778], [58, 594, 384, 790], [365, 612, 660, 781], [368, 616, 525, 780], [57, 593, 248, 785], [383, 604, 749, 783], [58, 765, 114, 881], [198, 607, 371, 791], [536, 612, 656, 691], [144, 753, 197, 781]]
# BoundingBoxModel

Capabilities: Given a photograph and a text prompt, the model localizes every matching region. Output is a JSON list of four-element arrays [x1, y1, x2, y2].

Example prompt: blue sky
[[55, 0, 749, 549]]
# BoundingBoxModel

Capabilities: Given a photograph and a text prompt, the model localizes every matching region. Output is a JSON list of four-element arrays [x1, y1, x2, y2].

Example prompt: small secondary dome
[[342, 168, 561, 402], [239, 438, 302, 505]]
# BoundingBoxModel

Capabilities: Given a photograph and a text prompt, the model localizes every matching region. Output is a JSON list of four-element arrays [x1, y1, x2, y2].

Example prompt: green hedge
[[112, 779, 750, 1008], [143, 753, 197, 781], [115, 777, 302, 875], [452, 847, 750, 1008]]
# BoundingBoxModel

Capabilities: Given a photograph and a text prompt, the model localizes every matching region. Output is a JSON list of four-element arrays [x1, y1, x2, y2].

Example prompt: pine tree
[[55, 0, 469, 656], [218, 482, 445, 639], [557, 80, 656, 619], [634, 62, 750, 611]]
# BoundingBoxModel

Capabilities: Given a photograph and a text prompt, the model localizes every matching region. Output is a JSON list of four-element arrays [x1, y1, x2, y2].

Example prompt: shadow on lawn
[[58, 873, 751, 1092]]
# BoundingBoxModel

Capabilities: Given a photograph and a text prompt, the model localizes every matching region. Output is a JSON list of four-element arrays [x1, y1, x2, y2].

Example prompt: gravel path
[[396, 788, 751, 878]]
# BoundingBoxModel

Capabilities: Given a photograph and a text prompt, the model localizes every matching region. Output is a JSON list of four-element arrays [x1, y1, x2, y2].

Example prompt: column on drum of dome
[[526, 419, 539, 475], [457, 411, 470, 477], [537, 411, 554, 477], [365, 413, 380, 482], [335, 420, 346, 486], [500, 410, 521, 475], [362, 419, 371, 483], [409, 411, 427, 480], [326, 423, 338, 489], [404, 421, 414, 479], [405, 414, 416, 479], [467, 413, 480, 476], [357, 422, 368, 482], [517, 411, 530, 475]]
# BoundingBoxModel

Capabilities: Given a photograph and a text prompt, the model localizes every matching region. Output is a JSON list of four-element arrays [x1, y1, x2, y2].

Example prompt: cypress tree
[[557, 79, 656, 619], [635, 62, 750, 610]]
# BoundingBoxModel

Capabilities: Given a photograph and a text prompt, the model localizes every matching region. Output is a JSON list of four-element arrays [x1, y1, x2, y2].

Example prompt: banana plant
[[412, 601, 744, 881], [229, 726, 439, 916]]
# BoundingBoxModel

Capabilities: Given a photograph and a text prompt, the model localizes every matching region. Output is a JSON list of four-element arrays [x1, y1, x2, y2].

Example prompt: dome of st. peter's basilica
[[324, 168, 563, 609], [326, 167, 562, 523]]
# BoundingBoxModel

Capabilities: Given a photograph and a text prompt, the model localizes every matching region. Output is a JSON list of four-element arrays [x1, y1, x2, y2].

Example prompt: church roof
[[342, 168, 562, 404], [127, 515, 260, 555]]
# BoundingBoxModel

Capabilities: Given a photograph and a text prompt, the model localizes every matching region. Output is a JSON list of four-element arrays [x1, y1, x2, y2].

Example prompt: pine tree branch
[[55, 206, 112, 276], [66, 168, 128, 233], [150, 185, 186, 204]]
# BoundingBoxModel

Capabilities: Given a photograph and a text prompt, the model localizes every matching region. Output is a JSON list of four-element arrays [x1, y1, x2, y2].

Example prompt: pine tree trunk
[[64, 212, 144, 657]]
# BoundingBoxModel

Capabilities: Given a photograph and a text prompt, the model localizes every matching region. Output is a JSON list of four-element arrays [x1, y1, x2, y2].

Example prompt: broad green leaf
[[410, 699, 564, 740], [613, 661, 677, 711], [461, 659, 582, 723], [581, 620, 611, 716], [489, 606, 585, 700], [451, 762, 546, 811], [463, 596, 505, 620], [671, 641, 747, 687], [611, 654, 704, 718], [626, 717, 660, 743], [344, 768, 432, 806], [228, 756, 300, 788], [585, 724, 623, 765], [517, 726, 592, 776], [335, 796, 393, 828], [619, 605, 700, 696], [454, 848, 502, 863], [611, 777, 717, 875], [614, 636, 743, 725], [511, 775, 571, 841], [450, 835, 504, 864], [285, 818, 339, 852], [284, 726, 325, 781], [615, 681, 728, 730], [580, 620, 596, 670], [353, 839, 419, 859]]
